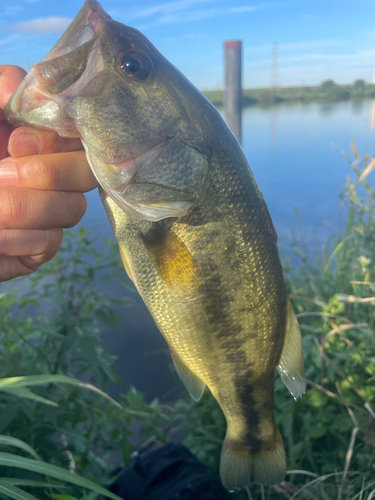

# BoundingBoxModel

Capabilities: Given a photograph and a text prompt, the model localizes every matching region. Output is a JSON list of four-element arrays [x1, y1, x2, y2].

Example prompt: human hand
[[0, 65, 99, 282]]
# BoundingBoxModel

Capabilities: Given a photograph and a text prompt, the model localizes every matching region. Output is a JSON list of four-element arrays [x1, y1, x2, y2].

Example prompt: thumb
[[0, 65, 27, 111]]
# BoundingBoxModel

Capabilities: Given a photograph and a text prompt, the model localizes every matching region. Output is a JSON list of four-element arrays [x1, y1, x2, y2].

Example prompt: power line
[[270, 42, 279, 90]]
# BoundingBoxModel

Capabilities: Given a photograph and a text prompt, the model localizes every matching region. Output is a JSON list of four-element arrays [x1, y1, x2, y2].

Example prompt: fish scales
[[5, 0, 306, 490]]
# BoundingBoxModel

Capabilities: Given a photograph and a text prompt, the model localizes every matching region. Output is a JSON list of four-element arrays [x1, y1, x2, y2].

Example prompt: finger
[[0, 186, 87, 229], [0, 121, 11, 160], [0, 65, 27, 112], [0, 255, 35, 281], [0, 228, 62, 257], [9, 127, 83, 158], [0, 227, 63, 282], [0, 150, 98, 192]]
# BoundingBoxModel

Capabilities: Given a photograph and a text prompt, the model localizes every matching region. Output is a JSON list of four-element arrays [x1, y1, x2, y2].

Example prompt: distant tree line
[[203, 79, 375, 107]]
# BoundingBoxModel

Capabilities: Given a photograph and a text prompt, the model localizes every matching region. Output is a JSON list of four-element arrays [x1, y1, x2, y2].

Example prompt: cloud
[[162, 33, 206, 42], [246, 39, 340, 56], [130, 0, 218, 19], [4, 5, 24, 16], [11, 16, 72, 34], [242, 48, 375, 87], [230, 6, 262, 12], [158, 8, 220, 23], [128, 0, 268, 28], [245, 48, 375, 69], [0, 33, 21, 46], [136, 3, 268, 28]]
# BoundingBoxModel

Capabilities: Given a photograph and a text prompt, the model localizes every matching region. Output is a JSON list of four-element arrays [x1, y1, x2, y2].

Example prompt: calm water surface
[[80, 99, 375, 400], [241, 99, 375, 256]]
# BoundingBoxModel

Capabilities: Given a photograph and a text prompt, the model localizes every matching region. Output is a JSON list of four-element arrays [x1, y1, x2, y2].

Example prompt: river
[[79, 99, 375, 401]]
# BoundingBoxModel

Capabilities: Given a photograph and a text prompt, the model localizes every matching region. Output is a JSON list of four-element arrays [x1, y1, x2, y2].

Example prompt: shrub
[[354, 79, 366, 90], [321, 79, 337, 91], [0, 229, 169, 499]]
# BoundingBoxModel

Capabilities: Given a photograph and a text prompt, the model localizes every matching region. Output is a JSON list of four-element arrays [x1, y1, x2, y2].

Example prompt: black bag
[[107, 443, 232, 500]]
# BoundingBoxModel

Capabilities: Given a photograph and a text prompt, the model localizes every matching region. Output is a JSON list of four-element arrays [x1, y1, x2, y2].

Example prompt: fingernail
[[0, 160, 18, 186], [9, 133, 40, 157]]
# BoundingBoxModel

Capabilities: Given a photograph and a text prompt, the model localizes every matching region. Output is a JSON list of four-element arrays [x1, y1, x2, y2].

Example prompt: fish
[[5, 0, 306, 490]]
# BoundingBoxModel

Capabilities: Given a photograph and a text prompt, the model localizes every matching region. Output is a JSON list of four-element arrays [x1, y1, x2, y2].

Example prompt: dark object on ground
[[107, 443, 232, 499]]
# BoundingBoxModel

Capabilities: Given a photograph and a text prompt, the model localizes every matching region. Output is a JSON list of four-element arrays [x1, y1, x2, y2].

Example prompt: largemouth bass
[[5, 0, 306, 490]]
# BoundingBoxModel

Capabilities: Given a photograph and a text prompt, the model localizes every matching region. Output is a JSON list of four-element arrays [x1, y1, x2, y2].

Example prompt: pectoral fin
[[170, 348, 205, 401], [277, 298, 306, 400], [140, 223, 201, 291]]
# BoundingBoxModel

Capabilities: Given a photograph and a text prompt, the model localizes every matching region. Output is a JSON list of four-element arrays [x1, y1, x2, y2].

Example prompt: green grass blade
[[0, 480, 39, 500], [0, 376, 122, 410], [323, 233, 355, 273], [0, 375, 89, 389], [48, 495, 79, 500], [0, 453, 122, 500], [350, 140, 359, 160], [0, 437, 41, 461], [0, 480, 65, 489], [0, 388, 58, 407]]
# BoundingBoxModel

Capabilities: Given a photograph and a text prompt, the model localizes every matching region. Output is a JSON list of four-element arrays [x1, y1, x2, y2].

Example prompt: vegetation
[[0, 143, 375, 499], [202, 80, 375, 107], [0, 230, 170, 500]]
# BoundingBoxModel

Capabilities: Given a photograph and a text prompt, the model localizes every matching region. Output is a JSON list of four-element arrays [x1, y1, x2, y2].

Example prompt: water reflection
[[370, 100, 375, 128], [270, 106, 278, 151], [351, 99, 365, 115], [318, 103, 335, 116]]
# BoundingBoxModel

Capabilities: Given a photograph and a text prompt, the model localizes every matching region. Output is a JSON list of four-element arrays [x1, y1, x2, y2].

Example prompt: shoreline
[[202, 81, 375, 107]]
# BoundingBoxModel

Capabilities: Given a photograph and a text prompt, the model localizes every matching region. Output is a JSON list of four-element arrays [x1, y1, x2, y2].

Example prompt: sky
[[1, 0, 375, 89]]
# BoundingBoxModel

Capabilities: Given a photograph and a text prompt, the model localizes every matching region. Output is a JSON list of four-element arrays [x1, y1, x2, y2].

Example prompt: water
[[79, 99, 375, 400], [242, 99, 375, 257]]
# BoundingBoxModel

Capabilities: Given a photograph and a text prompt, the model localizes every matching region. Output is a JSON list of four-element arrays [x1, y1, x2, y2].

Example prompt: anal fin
[[277, 297, 306, 400], [170, 348, 205, 401]]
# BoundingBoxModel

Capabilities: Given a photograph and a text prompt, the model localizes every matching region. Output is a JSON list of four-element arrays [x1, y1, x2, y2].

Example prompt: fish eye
[[120, 51, 151, 80]]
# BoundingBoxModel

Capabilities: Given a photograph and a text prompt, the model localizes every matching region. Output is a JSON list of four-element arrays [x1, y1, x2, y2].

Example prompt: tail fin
[[220, 427, 286, 491]]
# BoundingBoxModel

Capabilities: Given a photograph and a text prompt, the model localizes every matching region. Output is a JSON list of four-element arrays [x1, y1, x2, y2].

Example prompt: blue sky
[[1, 0, 375, 89]]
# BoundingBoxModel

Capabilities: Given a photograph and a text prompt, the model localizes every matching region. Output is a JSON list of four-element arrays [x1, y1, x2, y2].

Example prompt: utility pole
[[224, 40, 242, 145], [270, 42, 279, 90]]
